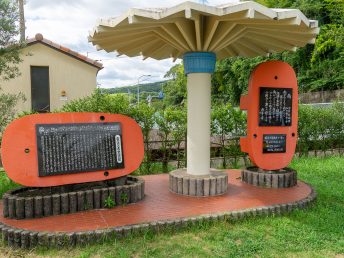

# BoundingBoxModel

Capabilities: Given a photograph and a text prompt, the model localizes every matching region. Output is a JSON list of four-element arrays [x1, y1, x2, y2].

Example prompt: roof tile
[[27, 33, 103, 69]]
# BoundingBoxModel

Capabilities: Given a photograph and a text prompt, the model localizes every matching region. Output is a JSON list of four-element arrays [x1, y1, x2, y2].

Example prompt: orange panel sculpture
[[240, 61, 298, 170], [1, 113, 144, 187]]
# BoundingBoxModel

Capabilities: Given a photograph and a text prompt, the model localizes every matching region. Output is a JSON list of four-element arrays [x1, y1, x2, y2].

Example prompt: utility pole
[[137, 75, 151, 105], [18, 0, 25, 42]]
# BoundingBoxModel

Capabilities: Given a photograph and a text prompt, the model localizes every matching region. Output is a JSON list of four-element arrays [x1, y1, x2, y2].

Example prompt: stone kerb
[[241, 167, 297, 188], [169, 169, 228, 196], [3, 176, 144, 220]]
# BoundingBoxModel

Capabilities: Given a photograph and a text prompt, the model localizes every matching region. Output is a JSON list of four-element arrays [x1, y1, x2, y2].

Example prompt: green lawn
[[1, 156, 344, 258]]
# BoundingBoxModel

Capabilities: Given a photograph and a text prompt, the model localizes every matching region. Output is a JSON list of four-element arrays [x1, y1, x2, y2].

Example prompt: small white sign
[[115, 135, 123, 164], [60, 96, 68, 101]]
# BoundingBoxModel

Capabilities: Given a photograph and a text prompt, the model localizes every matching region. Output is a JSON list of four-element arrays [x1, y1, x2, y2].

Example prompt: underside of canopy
[[89, 1, 319, 60]]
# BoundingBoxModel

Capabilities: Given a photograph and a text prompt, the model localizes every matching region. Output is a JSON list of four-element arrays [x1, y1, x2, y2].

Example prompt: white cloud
[[24, 0, 232, 88]]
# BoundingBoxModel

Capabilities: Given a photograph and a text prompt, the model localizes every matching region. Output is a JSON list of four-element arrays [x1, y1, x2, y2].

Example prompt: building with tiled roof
[[1, 33, 103, 113]]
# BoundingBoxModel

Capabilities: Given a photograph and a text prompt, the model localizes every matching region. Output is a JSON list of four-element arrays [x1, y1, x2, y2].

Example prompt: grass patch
[[1, 156, 344, 257], [0, 170, 18, 198], [133, 162, 176, 176]]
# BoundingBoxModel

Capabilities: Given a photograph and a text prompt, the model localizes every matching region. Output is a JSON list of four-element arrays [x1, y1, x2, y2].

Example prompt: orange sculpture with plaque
[[1, 112, 144, 187], [240, 61, 298, 171]]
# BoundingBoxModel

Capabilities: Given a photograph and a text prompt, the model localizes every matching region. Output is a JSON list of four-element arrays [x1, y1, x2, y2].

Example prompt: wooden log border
[[2, 176, 144, 220], [169, 169, 228, 197], [241, 167, 297, 188]]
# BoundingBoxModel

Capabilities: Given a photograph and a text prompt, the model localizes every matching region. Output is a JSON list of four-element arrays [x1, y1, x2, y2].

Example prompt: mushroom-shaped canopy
[[89, 1, 319, 60]]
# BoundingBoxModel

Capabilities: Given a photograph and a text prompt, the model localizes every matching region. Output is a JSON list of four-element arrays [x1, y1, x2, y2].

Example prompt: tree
[[155, 107, 187, 171], [0, 0, 22, 81], [0, 0, 25, 165], [162, 64, 187, 106]]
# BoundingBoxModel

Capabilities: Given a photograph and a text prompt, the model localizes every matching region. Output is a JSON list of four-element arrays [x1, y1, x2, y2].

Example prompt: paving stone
[[21, 231, 30, 249], [172, 176, 178, 193], [65, 232, 76, 247], [210, 177, 216, 196], [169, 174, 173, 190], [60, 193, 69, 214], [252, 172, 259, 186], [69, 192, 77, 213], [76, 191, 86, 211], [137, 183, 143, 201], [52, 194, 61, 215], [93, 189, 101, 209], [265, 174, 272, 188], [140, 180, 145, 199], [75, 232, 87, 246], [216, 177, 223, 195], [284, 173, 291, 188], [85, 190, 94, 210], [196, 179, 204, 196], [278, 174, 285, 188], [115, 186, 123, 206], [189, 178, 196, 196], [8, 196, 16, 219], [43, 196, 52, 217], [6, 229, 14, 246], [182, 178, 189, 195], [122, 226, 132, 237], [47, 233, 56, 248], [29, 232, 38, 248], [241, 170, 246, 182], [177, 177, 183, 194], [2, 194, 9, 217], [55, 233, 66, 248], [37, 232, 46, 247], [129, 185, 137, 203], [203, 178, 210, 196], [258, 173, 265, 187], [13, 230, 22, 248], [222, 175, 228, 192], [123, 185, 131, 205], [247, 171, 253, 184], [24, 197, 34, 219], [149, 222, 158, 232], [94, 230, 105, 242], [272, 174, 279, 188], [100, 188, 109, 208], [15, 198, 25, 219], [2, 227, 9, 243]]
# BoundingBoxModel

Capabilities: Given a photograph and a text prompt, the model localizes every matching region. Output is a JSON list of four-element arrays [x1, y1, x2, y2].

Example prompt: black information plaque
[[36, 123, 124, 177], [263, 134, 286, 153], [259, 87, 292, 126]]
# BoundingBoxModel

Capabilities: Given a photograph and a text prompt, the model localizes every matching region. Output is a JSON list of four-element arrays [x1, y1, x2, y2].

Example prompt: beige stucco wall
[[0, 43, 99, 113]]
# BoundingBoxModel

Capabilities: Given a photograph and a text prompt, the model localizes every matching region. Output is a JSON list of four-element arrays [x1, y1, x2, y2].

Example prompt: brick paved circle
[[0, 170, 316, 249], [241, 167, 297, 188], [169, 169, 228, 197]]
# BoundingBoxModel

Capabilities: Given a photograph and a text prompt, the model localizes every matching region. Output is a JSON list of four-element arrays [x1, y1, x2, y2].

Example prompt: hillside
[[103, 81, 167, 94]]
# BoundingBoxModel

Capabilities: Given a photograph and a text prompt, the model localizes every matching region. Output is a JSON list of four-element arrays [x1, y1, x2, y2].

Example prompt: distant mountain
[[103, 81, 168, 94]]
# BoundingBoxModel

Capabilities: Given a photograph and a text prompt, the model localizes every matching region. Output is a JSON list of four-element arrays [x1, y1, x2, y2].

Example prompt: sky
[[24, 0, 237, 88]]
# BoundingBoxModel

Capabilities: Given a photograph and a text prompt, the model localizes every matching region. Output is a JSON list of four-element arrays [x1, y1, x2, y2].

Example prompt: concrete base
[[241, 167, 297, 188], [169, 169, 228, 197], [3, 176, 144, 220]]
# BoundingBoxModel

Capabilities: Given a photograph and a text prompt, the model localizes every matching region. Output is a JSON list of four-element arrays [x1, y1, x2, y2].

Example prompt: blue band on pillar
[[183, 52, 216, 75]]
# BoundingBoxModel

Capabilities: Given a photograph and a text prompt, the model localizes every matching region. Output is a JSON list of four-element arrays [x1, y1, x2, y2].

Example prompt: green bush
[[61, 89, 131, 115], [58, 91, 344, 170], [298, 103, 344, 156]]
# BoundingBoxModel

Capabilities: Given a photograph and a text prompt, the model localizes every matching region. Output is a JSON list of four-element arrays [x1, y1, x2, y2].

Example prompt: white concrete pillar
[[183, 52, 216, 176], [187, 73, 211, 175]]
